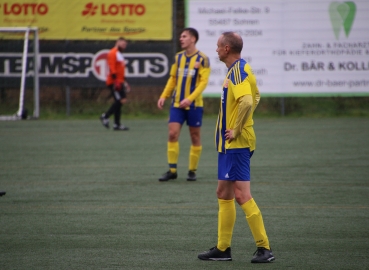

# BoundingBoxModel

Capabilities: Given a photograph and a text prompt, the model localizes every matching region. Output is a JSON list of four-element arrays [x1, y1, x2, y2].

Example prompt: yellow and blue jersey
[[160, 50, 210, 109], [215, 59, 260, 153]]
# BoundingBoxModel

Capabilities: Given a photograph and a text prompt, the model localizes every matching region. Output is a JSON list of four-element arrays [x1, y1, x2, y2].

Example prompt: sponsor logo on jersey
[[177, 68, 196, 77]]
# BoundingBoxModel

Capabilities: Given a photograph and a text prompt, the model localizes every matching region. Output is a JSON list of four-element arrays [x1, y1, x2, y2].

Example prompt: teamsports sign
[[0, 42, 172, 87], [0, 0, 172, 40], [186, 0, 369, 96]]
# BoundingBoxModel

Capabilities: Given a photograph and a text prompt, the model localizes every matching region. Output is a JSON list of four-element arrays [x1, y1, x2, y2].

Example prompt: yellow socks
[[167, 142, 179, 173], [168, 144, 201, 173], [217, 198, 236, 251], [189, 145, 202, 171], [241, 198, 270, 249], [217, 198, 270, 251]]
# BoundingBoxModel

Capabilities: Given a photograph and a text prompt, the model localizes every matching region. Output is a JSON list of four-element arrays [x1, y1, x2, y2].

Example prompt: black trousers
[[104, 84, 127, 126]]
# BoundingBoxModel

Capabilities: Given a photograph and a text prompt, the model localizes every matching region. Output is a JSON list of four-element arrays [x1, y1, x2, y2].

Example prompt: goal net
[[0, 27, 39, 120]]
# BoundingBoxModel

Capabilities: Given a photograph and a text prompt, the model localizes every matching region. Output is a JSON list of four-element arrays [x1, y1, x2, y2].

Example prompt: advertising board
[[0, 42, 172, 87], [0, 0, 172, 40], [186, 0, 369, 96]]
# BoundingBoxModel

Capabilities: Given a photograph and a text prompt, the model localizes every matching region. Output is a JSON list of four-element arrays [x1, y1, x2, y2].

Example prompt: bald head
[[216, 31, 243, 67], [220, 32, 243, 54]]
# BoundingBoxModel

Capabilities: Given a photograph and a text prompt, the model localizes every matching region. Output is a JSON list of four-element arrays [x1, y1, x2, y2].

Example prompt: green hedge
[[1, 96, 369, 119]]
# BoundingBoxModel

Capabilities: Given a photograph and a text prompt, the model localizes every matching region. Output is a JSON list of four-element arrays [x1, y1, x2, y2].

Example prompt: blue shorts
[[218, 149, 254, 181], [169, 107, 203, 127]]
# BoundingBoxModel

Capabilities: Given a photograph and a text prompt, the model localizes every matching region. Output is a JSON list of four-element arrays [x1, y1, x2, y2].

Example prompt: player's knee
[[190, 134, 200, 145], [216, 186, 232, 199], [168, 131, 179, 141], [235, 193, 252, 205]]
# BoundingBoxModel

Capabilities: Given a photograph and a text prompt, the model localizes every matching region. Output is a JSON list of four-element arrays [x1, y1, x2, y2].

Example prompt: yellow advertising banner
[[0, 0, 172, 40]]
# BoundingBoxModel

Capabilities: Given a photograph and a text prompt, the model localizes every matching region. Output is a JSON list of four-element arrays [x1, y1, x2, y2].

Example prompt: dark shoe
[[251, 247, 275, 263], [198, 246, 232, 261], [187, 170, 197, 181], [0, 191, 6, 196], [113, 125, 129, 131], [158, 171, 177, 181], [100, 114, 109, 129]]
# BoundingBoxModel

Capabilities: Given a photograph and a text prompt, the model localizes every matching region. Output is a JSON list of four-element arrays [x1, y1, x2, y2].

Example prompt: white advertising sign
[[186, 0, 369, 96]]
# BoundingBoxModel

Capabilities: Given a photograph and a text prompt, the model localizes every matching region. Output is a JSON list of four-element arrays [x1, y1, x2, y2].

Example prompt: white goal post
[[0, 27, 39, 120]]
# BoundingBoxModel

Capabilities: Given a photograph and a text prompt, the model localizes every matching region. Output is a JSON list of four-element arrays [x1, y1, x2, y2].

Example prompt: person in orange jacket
[[100, 37, 130, 131]]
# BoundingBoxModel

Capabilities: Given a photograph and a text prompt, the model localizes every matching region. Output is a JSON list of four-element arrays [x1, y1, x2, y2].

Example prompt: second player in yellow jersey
[[161, 49, 210, 109], [157, 27, 211, 182]]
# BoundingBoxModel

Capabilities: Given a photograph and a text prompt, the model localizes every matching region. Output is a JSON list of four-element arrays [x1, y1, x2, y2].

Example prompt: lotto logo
[[81, 2, 145, 16], [0, 2, 48, 15], [82, 3, 98, 16]]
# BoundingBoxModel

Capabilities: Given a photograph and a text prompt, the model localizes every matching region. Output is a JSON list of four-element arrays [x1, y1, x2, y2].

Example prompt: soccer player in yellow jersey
[[157, 28, 210, 181], [198, 32, 275, 263]]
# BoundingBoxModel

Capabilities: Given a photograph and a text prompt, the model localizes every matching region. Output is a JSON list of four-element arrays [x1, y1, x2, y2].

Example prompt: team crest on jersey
[[194, 61, 200, 69], [223, 79, 229, 89]]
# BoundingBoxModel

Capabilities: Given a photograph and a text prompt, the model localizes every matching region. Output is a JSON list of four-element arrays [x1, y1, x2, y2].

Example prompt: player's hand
[[124, 81, 131, 93], [225, 129, 235, 142], [179, 98, 192, 109], [114, 81, 122, 91], [157, 98, 166, 110]]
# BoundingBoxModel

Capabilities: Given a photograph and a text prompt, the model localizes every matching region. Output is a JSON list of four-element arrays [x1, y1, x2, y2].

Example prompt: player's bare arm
[[157, 98, 166, 110]]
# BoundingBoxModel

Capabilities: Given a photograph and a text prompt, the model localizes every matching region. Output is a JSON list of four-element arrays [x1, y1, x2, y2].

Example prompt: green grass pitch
[[0, 117, 368, 269]]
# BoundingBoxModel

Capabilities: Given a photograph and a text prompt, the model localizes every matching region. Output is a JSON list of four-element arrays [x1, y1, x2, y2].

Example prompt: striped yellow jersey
[[215, 59, 260, 153], [160, 50, 210, 109]]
